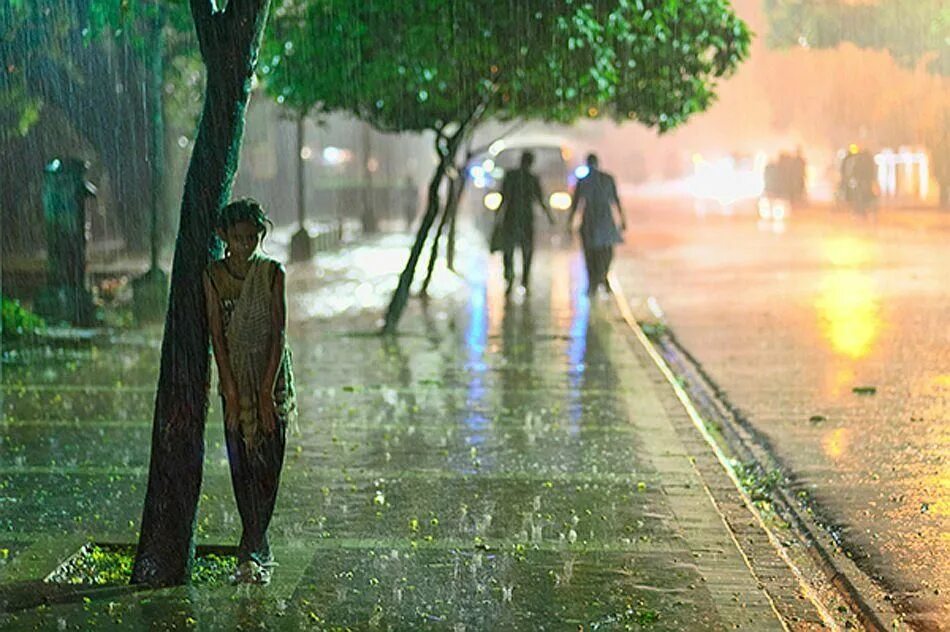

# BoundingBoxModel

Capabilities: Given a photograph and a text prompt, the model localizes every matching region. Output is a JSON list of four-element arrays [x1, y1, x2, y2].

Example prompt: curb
[[606, 273, 904, 632]]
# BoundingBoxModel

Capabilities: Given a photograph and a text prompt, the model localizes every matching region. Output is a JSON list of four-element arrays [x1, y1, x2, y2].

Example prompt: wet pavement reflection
[[620, 201, 949, 628]]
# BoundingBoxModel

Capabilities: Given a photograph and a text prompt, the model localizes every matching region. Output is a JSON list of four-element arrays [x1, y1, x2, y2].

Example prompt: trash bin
[[35, 157, 97, 325]]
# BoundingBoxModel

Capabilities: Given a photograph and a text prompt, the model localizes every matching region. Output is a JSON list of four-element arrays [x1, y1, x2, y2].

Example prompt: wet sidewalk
[[2, 236, 830, 629]]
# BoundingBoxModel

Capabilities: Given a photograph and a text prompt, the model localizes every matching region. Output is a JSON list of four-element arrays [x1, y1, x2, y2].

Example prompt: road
[[614, 198, 949, 629]]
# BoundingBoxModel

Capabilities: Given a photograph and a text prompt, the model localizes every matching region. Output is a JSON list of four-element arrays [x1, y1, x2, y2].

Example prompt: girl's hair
[[218, 198, 273, 237]]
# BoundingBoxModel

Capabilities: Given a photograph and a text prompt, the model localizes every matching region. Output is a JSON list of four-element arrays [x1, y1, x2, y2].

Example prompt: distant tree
[[765, 0, 949, 206], [765, 0, 948, 76], [0, 0, 204, 253], [264, 0, 750, 332], [131, 0, 271, 586]]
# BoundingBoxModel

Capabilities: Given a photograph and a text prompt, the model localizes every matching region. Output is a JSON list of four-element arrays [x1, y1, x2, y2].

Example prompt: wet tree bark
[[361, 123, 378, 233], [381, 131, 459, 334], [381, 96, 494, 332], [132, 0, 271, 586], [147, 4, 165, 273], [444, 167, 468, 272], [296, 114, 306, 229], [420, 174, 458, 296]]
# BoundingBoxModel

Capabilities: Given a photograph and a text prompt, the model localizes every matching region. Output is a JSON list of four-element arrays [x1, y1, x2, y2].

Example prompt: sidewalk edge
[[607, 273, 894, 632]]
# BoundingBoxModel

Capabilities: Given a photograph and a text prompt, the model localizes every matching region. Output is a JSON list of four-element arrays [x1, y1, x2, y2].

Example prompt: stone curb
[[607, 275, 903, 632]]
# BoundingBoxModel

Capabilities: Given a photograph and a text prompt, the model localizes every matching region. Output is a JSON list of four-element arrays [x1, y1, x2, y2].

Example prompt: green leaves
[[2, 295, 46, 339], [765, 0, 948, 76], [261, 0, 750, 136]]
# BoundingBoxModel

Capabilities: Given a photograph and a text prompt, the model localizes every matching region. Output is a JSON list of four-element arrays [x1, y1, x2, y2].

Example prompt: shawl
[[225, 254, 296, 450]]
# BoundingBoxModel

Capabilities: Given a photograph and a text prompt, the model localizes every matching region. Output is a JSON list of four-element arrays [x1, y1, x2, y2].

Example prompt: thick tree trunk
[[132, 0, 271, 587]]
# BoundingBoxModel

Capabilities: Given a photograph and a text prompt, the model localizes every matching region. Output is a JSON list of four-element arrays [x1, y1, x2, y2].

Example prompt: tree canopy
[[263, 0, 750, 135], [0, 0, 202, 138], [765, 0, 949, 76]]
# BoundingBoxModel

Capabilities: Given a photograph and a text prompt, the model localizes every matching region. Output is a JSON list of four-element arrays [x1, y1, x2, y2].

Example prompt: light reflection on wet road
[[617, 200, 949, 628]]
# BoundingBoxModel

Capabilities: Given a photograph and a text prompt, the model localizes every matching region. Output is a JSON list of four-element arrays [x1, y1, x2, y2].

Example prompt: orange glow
[[824, 365, 856, 398], [822, 427, 851, 460], [814, 237, 882, 360]]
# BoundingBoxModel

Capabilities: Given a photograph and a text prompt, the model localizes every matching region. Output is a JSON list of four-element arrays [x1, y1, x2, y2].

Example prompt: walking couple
[[492, 152, 626, 296]]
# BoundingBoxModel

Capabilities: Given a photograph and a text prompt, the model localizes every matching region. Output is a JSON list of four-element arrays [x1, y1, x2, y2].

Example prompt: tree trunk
[[420, 176, 457, 296], [296, 114, 306, 228], [381, 135, 457, 334], [132, 0, 271, 587], [361, 123, 378, 233], [445, 170, 468, 271], [148, 3, 166, 273]]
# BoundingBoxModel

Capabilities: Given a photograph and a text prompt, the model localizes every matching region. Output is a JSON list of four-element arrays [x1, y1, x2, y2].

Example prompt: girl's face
[[223, 220, 262, 261]]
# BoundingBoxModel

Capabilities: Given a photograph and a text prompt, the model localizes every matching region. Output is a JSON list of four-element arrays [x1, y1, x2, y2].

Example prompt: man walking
[[496, 151, 554, 294], [568, 153, 627, 296]]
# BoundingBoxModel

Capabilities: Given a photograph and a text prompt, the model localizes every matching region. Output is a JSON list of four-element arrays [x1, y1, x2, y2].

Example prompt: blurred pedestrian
[[568, 153, 627, 296], [203, 199, 296, 585], [790, 147, 806, 206], [493, 151, 554, 295], [852, 148, 877, 212]]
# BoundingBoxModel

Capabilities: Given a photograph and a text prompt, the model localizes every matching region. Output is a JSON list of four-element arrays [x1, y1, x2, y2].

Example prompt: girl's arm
[[260, 264, 287, 400], [203, 270, 238, 397]]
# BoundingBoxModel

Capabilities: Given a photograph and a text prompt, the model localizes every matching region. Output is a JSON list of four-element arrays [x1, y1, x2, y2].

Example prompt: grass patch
[[2, 296, 46, 339], [46, 544, 236, 586], [733, 460, 783, 504]]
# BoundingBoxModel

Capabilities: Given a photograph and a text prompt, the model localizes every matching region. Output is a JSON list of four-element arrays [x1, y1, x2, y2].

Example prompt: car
[[466, 135, 577, 218]]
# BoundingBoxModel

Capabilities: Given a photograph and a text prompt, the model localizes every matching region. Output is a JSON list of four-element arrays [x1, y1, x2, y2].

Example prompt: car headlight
[[549, 191, 572, 210], [483, 192, 503, 211]]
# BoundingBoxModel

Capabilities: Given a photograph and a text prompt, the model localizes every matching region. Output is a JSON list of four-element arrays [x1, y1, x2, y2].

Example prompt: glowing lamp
[[483, 192, 503, 211], [549, 192, 572, 210]]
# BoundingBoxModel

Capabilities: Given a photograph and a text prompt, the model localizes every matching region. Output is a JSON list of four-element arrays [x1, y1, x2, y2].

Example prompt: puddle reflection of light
[[815, 237, 882, 360], [816, 270, 881, 359], [822, 427, 851, 460], [566, 254, 590, 435], [462, 261, 491, 466], [825, 365, 856, 398], [550, 252, 572, 331]]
